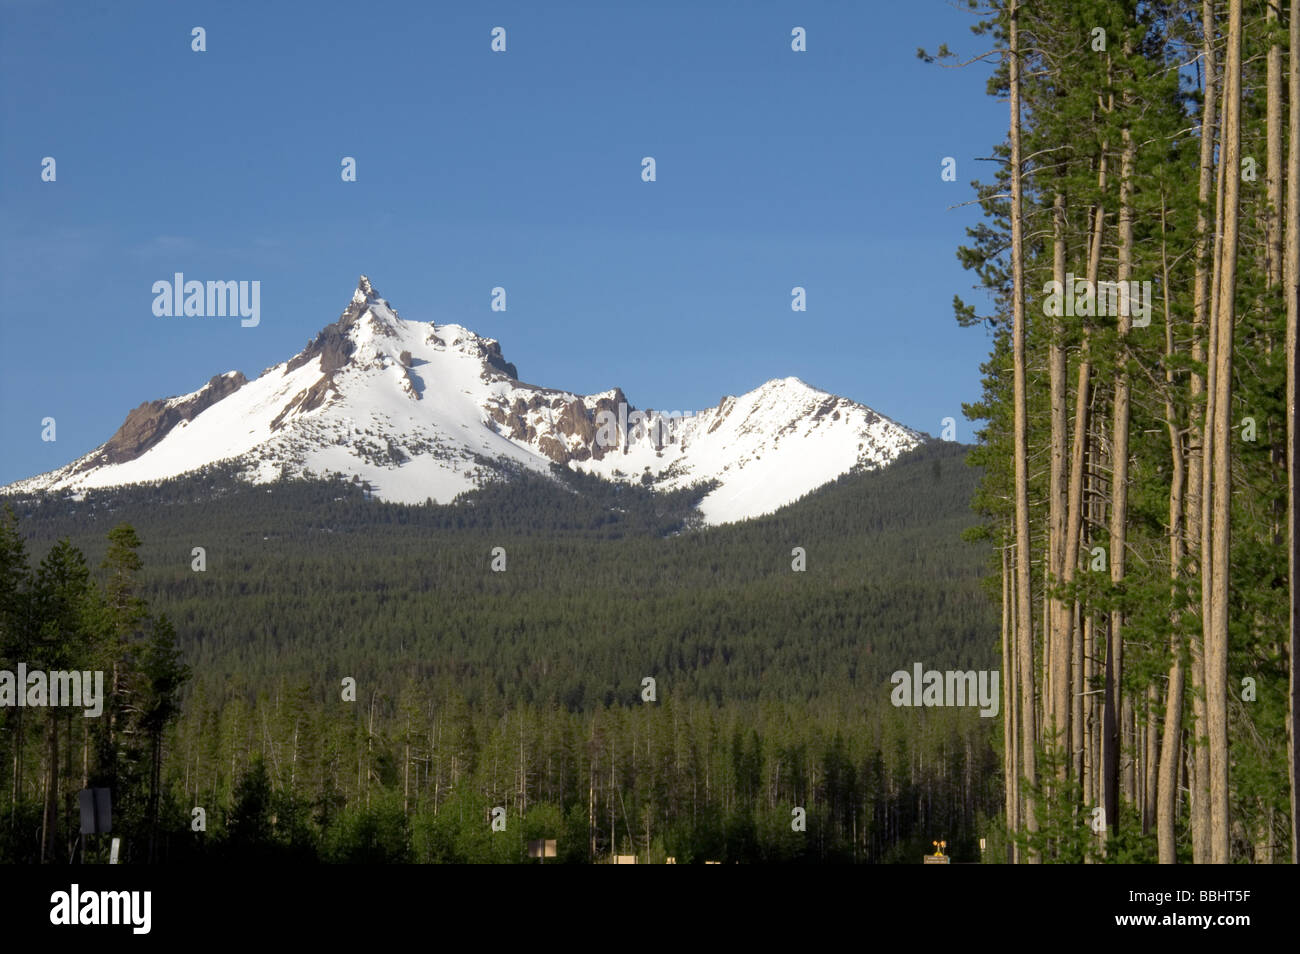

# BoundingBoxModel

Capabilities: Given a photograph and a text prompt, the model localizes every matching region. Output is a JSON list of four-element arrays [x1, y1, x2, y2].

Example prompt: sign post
[[78, 787, 112, 835], [527, 839, 557, 863], [923, 839, 950, 864], [77, 787, 112, 864]]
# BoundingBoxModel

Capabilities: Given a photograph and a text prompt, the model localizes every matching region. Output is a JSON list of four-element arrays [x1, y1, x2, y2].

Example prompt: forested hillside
[[1, 441, 1003, 863]]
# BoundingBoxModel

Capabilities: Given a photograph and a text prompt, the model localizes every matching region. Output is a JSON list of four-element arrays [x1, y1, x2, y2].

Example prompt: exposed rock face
[[487, 394, 546, 444], [708, 397, 734, 434], [485, 387, 629, 463], [482, 340, 518, 380], [86, 372, 248, 469], [572, 390, 627, 462], [286, 306, 360, 375], [432, 330, 517, 381], [286, 322, 355, 375], [271, 377, 335, 431]]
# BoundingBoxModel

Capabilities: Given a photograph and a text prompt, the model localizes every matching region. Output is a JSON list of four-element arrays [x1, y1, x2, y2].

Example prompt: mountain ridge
[[4, 276, 927, 525]]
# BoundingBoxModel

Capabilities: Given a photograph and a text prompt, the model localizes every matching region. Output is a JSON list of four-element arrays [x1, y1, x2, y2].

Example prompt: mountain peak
[[338, 275, 404, 344], [3, 275, 925, 526], [353, 274, 378, 304]]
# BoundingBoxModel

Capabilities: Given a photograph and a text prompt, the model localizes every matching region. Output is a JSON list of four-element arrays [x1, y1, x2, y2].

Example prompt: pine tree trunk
[[1188, 0, 1219, 864], [1107, 119, 1137, 835], [1159, 193, 1188, 863], [1144, 685, 1158, 834], [40, 711, 57, 864], [1086, 613, 1100, 811], [1206, 0, 1243, 864], [1103, 616, 1120, 847], [1049, 190, 1070, 774], [1008, 0, 1038, 859], [1003, 540, 1019, 862]]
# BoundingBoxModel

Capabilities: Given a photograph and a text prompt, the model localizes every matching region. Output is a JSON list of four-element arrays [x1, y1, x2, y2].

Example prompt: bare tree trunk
[[1008, 0, 1038, 859], [1096, 424, 1116, 851], [1084, 414, 1103, 825], [1159, 193, 1188, 863], [1206, 0, 1243, 864], [1003, 540, 1019, 862], [40, 712, 57, 864], [1188, 0, 1219, 863], [1043, 560, 1053, 750], [1086, 613, 1100, 811], [1103, 618, 1119, 848], [1106, 117, 1137, 836], [1050, 190, 1071, 774], [1144, 685, 1158, 834]]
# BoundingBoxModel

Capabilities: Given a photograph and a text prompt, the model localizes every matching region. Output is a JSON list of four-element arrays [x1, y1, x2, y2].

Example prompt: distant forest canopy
[[1, 440, 1006, 863], [6, 441, 994, 706]]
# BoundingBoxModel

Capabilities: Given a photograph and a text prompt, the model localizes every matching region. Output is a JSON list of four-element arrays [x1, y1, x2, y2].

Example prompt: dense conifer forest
[[1, 441, 1005, 863]]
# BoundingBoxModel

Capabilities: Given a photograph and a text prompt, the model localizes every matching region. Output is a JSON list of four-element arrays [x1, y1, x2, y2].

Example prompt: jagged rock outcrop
[[83, 371, 248, 469]]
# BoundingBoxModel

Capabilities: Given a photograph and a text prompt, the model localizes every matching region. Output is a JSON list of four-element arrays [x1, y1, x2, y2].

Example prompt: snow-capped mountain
[[3, 277, 925, 525]]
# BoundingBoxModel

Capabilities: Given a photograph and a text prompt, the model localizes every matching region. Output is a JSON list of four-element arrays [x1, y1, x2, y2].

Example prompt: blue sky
[[0, 0, 1005, 486]]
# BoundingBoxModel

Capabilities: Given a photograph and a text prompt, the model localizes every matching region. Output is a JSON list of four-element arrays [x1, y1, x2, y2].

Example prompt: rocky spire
[[353, 274, 378, 304]]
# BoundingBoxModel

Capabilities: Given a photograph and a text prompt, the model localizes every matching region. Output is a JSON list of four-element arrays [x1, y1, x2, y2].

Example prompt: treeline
[[163, 691, 998, 864], [936, 0, 1297, 861], [6, 443, 991, 708], [1, 441, 1004, 862]]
